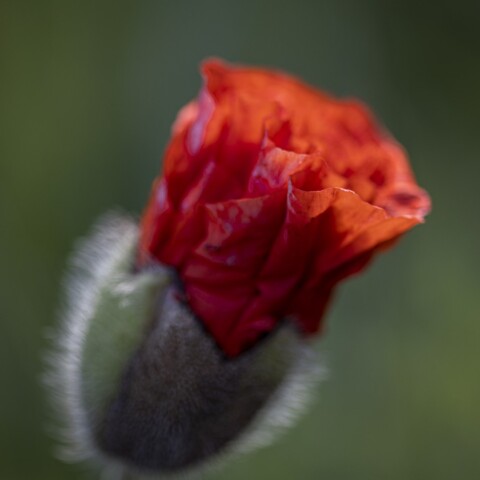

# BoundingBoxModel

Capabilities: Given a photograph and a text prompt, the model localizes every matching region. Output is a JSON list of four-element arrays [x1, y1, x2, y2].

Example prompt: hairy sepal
[[48, 213, 321, 478]]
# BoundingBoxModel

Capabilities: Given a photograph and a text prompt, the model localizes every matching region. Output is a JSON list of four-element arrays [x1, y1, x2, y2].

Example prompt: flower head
[[49, 60, 430, 477], [139, 59, 430, 357]]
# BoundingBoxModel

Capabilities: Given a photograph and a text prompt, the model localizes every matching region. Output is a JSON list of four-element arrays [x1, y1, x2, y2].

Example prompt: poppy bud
[[48, 59, 429, 477]]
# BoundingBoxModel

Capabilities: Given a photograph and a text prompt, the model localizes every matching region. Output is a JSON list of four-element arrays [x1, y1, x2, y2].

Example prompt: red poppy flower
[[139, 59, 430, 357]]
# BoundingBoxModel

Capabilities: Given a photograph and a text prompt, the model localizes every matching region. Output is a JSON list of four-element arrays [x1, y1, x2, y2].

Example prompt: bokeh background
[[1, 0, 479, 479]]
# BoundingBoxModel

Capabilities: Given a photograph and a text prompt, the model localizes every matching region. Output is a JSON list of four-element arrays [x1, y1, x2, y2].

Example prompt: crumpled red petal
[[139, 59, 430, 356]]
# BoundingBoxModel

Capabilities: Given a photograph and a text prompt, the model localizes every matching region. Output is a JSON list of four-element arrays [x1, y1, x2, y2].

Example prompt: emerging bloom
[[139, 59, 430, 357], [49, 60, 429, 477]]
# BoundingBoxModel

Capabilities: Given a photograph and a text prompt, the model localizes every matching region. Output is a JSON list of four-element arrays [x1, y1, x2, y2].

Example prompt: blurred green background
[[1, 0, 479, 479]]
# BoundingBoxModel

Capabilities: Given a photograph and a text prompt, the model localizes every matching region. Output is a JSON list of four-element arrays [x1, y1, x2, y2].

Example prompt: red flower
[[139, 59, 430, 357]]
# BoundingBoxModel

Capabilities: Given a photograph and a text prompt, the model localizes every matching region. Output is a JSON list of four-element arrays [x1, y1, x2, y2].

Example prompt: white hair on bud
[[45, 212, 140, 467]]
